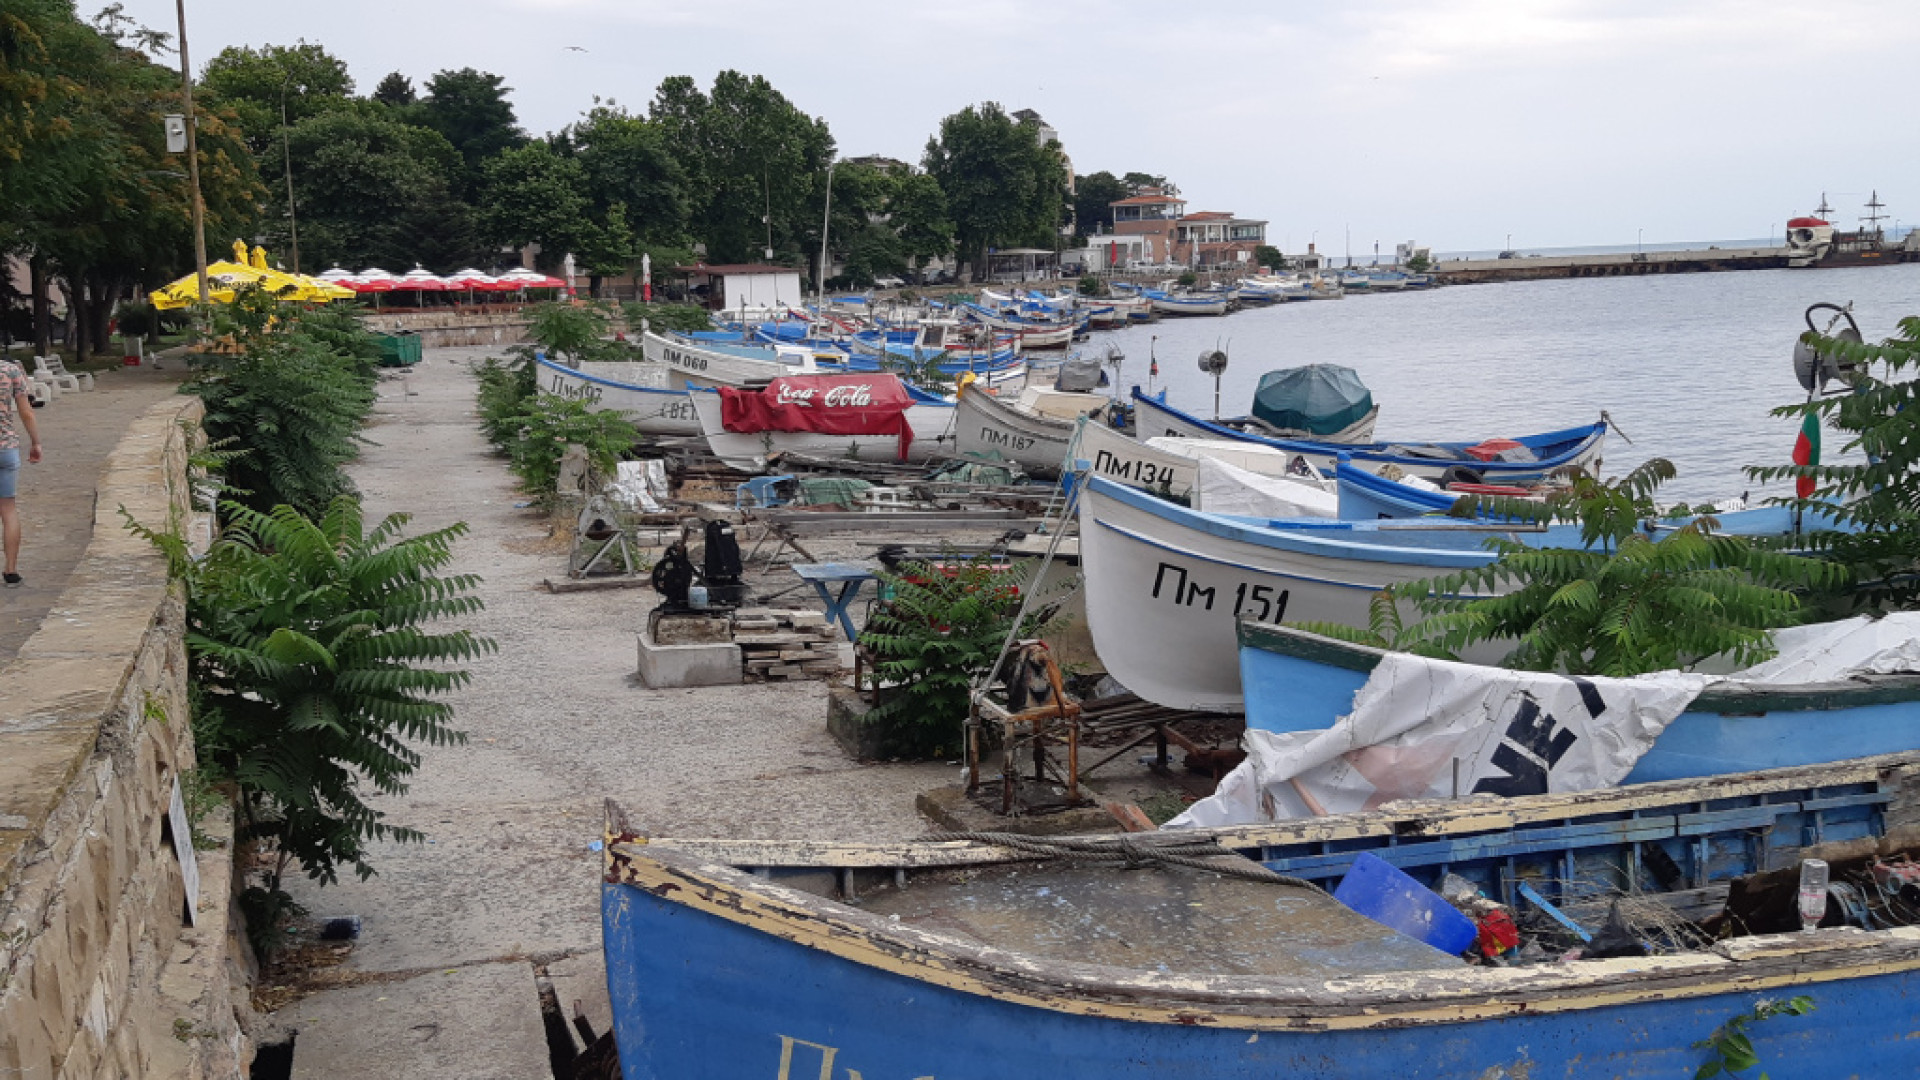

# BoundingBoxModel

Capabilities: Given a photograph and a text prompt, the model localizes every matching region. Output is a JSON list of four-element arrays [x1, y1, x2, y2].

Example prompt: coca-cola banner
[[718, 373, 918, 460]]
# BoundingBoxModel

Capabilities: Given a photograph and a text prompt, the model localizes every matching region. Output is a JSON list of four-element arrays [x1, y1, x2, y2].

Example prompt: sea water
[[1099, 263, 1920, 503]]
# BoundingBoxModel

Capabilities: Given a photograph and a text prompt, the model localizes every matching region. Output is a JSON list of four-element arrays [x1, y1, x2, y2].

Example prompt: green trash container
[[374, 332, 422, 368]]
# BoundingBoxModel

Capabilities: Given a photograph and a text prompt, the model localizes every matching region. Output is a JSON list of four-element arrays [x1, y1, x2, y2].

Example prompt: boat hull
[[1237, 620, 1920, 788], [1150, 295, 1229, 316], [1074, 421, 1200, 499], [644, 330, 802, 389], [1078, 478, 1492, 710], [603, 823, 1920, 1080], [953, 385, 1104, 476], [688, 388, 956, 472], [536, 356, 700, 436], [1133, 391, 1606, 484]]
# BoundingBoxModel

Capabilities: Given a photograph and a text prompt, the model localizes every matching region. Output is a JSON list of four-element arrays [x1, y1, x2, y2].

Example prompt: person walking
[[1, 355, 44, 587]]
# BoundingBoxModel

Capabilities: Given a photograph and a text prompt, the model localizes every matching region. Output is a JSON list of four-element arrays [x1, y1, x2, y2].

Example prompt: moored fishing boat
[[643, 330, 815, 389], [952, 380, 1111, 476], [535, 355, 701, 436], [1132, 389, 1608, 485], [1076, 475, 1823, 711], [687, 372, 957, 472], [602, 747, 1920, 1078], [1149, 292, 1230, 316]]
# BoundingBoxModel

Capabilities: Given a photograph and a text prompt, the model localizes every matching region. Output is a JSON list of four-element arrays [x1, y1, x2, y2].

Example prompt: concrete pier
[[1433, 246, 1790, 284]]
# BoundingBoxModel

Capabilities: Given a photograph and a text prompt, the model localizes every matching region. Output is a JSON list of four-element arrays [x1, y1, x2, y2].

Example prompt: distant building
[[1173, 212, 1267, 269], [675, 263, 804, 312], [1013, 108, 1074, 201], [1109, 189, 1186, 263]]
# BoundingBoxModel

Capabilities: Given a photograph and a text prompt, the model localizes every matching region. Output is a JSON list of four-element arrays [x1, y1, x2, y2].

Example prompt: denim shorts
[[0, 447, 18, 499]]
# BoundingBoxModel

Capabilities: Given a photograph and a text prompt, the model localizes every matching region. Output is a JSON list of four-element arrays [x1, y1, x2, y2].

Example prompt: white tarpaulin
[[1192, 455, 1338, 519], [1166, 614, 1920, 830], [606, 460, 670, 514]]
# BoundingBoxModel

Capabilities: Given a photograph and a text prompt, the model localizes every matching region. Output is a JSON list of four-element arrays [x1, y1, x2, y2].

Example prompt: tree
[[200, 40, 353, 156], [275, 104, 477, 272], [889, 171, 954, 272], [557, 101, 689, 285], [923, 102, 1070, 280], [1254, 244, 1286, 272], [1122, 171, 1176, 195], [416, 67, 524, 197], [371, 71, 415, 108], [1072, 170, 1129, 238], [649, 71, 834, 266], [478, 141, 595, 262]]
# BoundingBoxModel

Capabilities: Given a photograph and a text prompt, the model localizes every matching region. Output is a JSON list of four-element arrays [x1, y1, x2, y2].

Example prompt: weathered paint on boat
[[602, 751, 1920, 1079], [952, 383, 1104, 476], [1237, 618, 1920, 785], [643, 330, 808, 389], [536, 355, 701, 436], [1132, 389, 1607, 484], [1074, 420, 1199, 499]]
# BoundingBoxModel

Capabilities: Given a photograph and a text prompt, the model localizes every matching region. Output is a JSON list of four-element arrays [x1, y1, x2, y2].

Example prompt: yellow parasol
[[150, 242, 350, 309]]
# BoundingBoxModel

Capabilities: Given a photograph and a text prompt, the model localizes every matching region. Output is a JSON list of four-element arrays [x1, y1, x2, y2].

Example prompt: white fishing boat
[[1149, 293, 1230, 317], [642, 330, 815, 390], [1078, 476, 1501, 711], [1078, 425, 1347, 500], [687, 374, 959, 473], [1132, 391, 1607, 484], [536, 355, 701, 436], [954, 382, 1111, 476]]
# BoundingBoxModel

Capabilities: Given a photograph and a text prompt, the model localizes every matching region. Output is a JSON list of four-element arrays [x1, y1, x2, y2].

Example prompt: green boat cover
[[1251, 364, 1373, 436]]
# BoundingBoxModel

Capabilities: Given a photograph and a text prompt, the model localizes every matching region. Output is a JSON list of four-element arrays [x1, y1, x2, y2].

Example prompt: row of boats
[[563, 311, 1920, 1077]]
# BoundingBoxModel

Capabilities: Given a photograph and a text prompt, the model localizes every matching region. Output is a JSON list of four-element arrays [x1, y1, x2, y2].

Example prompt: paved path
[[0, 359, 186, 666], [278, 349, 949, 1077]]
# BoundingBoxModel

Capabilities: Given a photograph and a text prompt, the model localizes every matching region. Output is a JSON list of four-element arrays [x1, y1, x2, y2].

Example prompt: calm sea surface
[[1096, 264, 1920, 503]]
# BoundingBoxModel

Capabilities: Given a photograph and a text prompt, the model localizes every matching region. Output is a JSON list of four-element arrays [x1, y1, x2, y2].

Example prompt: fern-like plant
[[1296, 460, 1845, 676], [1747, 314, 1920, 611], [859, 557, 1038, 758], [130, 498, 494, 895]]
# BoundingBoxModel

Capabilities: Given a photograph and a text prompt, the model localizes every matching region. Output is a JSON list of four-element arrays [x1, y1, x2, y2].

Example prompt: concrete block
[[650, 613, 734, 645], [636, 630, 741, 689]]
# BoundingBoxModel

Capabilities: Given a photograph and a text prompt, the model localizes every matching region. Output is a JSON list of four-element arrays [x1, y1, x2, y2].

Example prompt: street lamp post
[[174, 0, 208, 302], [1637, 228, 1643, 254], [817, 161, 835, 307]]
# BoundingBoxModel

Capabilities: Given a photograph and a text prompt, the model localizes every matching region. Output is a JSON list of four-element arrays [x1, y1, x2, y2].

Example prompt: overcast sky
[[121, 0, 1918, 253]]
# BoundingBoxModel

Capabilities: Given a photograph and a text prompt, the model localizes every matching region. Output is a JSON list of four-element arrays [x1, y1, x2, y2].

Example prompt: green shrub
[[474, 350, 537, 444], [185, 289, 378, 516], [128, 498, 492, 950], [1078, 275, 1102, 296], [526, 302, 608, 362], [623, 301, 714, 336], [1177, 270, 1197, 288], [859, 557, 1049, 758], [1296, 460, 1845, 676], [502, 394, 638, 499]]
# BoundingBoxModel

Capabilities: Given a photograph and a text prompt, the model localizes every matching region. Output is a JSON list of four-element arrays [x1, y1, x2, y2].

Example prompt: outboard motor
[[702, 520, 745, 608], [650, 540, 696, 609]]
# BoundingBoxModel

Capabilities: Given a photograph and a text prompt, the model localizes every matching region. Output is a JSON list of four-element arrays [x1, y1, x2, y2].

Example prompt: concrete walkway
[[275, 349, 950, 1078], [0, 358, 186, 665]]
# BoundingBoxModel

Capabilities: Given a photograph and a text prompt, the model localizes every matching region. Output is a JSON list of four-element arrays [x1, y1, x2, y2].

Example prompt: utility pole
[[175, 0, 208, 301], [280, 74, 300, 273], [817, 161, 835, 307]]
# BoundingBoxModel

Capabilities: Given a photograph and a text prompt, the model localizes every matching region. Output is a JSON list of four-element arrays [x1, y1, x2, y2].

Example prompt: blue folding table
[[790, 562, 879, 642]]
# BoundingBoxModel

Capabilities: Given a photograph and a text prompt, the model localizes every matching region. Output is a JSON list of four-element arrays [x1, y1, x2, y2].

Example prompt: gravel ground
[[276, 346, 966, 1071]]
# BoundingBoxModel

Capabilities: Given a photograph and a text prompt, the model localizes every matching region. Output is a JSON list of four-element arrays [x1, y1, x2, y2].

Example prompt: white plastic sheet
[[606, 460, 669, 514], [1166, 614, 1920, 830], [1192, 455, 1338, 519]]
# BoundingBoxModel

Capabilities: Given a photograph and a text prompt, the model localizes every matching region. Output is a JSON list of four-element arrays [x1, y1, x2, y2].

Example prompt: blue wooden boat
[[1238, 618, 1920, 785], [602, 750, 1920, 1079], [1132, 388, 1609, 484]]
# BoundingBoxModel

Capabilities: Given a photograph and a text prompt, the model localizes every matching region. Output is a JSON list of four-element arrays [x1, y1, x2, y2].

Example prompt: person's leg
[[0, 446, 19, 579]]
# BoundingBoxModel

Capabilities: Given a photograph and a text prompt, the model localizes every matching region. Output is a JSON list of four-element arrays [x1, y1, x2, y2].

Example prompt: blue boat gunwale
[[1130, 387, 1607, 469], [1084, 474, 1507, 569], [1236, 617, 1920, 714], [607, 749, 1920, 1032], [536, 355, 684, 397]]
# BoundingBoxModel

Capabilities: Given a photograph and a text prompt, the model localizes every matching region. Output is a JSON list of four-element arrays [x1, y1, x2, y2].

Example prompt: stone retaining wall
[[0, 397, 254, 1079], [359, 309, 531, 348]]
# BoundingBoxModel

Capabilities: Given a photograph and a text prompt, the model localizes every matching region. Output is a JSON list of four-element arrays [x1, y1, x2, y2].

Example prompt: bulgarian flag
[[1793, 411, 1820, 499]]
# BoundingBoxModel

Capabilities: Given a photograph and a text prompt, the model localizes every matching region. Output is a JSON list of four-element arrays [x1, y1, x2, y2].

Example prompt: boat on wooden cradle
[[601, 747, 1920, 1079], [1131, 388, 1608, 485], [687, 371, 956, 473], [642, 330, 817, 389], [1201, 615, 1920, 829], [535, 355, 701, 436], [1075, 476, 1830, 711]]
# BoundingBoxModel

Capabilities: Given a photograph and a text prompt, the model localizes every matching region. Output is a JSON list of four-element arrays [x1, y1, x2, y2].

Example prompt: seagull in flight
[[565, 45, 588, 52]]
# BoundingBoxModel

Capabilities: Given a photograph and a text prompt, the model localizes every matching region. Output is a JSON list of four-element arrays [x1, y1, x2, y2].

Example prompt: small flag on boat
[[1793, 410, 1820, 499], [1149, 355, 1159, 378]]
